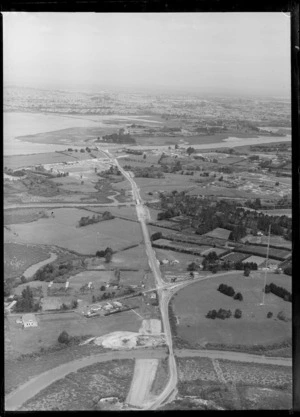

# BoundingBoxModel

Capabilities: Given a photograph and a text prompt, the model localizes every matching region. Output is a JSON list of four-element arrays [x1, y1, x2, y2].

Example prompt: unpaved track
[[175, 349, 292, 367], [126, 359, 159, 407], [5, 348, 167, 411]]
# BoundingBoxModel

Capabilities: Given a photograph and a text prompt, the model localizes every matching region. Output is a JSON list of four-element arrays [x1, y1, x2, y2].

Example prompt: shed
[[22, 313, 38, 328]]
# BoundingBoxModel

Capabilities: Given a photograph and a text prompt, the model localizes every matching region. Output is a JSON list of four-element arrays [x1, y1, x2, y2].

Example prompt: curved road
[[5, 348, 167, 411]]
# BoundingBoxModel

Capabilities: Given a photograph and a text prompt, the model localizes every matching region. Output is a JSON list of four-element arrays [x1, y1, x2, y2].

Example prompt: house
[[5, 300, 17, 312], [22, 313, 38, 328], [150, 292, 157, 299], [113, 301, 122, 308]]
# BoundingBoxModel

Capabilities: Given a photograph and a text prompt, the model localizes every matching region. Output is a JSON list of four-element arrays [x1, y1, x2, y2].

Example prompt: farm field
[[81, 205, 137, 220], [135, 174, 196, 201], [4, 208, 50, 225], [235, 245, 291, 261], [172, 272, 291, 349], [176, 357, 292, 410], [152, 238, 228, 258], [21, 359, 135, 411], [110, 244, 149, 270], [4, 243, 51, 279], [4, 208, 143, 255], [5, 310, 141, 360], [241, 234, 292, 249], [4, 152, 78, 170]]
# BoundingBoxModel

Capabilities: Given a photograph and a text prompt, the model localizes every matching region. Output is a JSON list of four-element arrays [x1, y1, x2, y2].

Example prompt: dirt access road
[[126, 359, 159, 408], [5, 348, 167, 411]]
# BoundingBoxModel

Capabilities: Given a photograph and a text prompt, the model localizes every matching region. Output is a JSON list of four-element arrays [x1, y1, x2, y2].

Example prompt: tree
[[58, 330, 70, 344], [267, 312, 273, 318], [187, 262, 199, 272], [277, 311, 287, 321], [143, 154, 147, 159], [105, 251, 112, 263], [234, 309, 242, 319], [186, 147, 195, 156], [244, 268, 251, 277], [100, 285, 106, 291], [234, 292, 243, 301]]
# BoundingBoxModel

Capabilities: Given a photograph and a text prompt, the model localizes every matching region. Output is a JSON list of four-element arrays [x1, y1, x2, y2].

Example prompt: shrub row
[[265, 283, 292, 302], [206, 308, 242, 319]]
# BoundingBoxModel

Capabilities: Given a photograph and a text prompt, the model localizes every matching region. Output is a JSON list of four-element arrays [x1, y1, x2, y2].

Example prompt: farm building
[[113, 301, 122, 308], [204, 228, 232, 241], [242, 255, 266, 267], [22, 313, 38, 328]]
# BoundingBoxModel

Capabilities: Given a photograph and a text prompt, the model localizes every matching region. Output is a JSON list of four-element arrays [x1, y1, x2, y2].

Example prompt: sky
[[3, 13, 291, 97]]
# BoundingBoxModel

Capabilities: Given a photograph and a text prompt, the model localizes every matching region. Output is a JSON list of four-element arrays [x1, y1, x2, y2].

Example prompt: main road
[[104, 150, 178, 409]]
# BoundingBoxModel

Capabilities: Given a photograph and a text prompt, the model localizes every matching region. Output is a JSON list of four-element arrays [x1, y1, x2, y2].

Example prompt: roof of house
[[22, 313, 37, 324], [204, 228, 232, 240]]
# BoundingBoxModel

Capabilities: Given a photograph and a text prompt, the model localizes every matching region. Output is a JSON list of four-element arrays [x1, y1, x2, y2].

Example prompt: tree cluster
[[218, 283, 235, 297], [206, 308, 242, 319], [151, 232, 162, 241], [264, 283, 292, 302], [96, 247, 113, 263], [78, 211, 114, 227], [15, 286, 40, 313], [34, 262, 73, 282], [235, 261, 258, 271]]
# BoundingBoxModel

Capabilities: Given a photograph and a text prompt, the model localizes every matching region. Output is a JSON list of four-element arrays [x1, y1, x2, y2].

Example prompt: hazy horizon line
[[4, 82, 291, 101]]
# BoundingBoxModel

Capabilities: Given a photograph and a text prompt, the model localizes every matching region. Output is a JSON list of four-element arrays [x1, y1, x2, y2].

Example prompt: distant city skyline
[[3, 13, 291, 97]]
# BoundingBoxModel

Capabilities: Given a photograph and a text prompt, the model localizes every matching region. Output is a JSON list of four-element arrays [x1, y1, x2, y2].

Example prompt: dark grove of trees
[[206, 308, 232, 319], [34, 262, 73, 282], [151, 232, 162, 241], [156, 193, 291, 241], [79, 211, 114, 227], [218, 283, 235, 297], [265, 283, 292, 302], [14, 286, 40, 313], [96, 247, 113, 258]]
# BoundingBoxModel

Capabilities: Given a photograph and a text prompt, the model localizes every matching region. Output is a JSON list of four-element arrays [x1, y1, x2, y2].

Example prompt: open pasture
[[6, 208, 143, 255], [173, 272, 291, 348], [4, 243, 50, 280], [111, 244, 149, 270], [4, 208, 50, 225]]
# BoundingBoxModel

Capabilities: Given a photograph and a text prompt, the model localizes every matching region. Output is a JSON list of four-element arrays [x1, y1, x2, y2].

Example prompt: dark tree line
[[265, 283, 292, 302], [206, 308, 242, 319], [15, 286, 40, 313]]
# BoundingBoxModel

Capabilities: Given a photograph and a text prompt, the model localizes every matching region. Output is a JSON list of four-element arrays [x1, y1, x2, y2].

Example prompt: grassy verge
[[21, 359, 134, 411], [5, 341, 108, 395]]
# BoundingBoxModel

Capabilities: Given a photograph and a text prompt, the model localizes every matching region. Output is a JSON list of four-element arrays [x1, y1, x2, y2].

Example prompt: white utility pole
[[261, 224, 272, 305]]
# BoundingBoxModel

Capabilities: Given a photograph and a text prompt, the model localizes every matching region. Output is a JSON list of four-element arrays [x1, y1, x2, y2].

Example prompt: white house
[[22, 313, 38, 328]]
